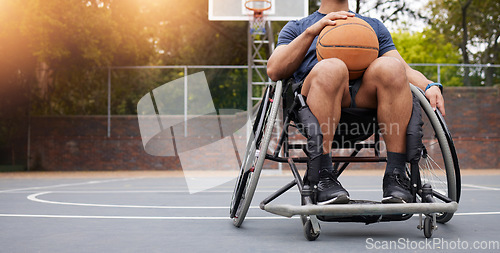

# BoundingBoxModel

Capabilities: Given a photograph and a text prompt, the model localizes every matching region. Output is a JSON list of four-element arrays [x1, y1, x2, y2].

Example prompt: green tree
[[427, 0, 500, 86], [149, 0, 247, 65], [19, 0, 160, 115], [392, 29, 463, 86], [6, 0, 249, 115], [0, 0, 35, 166]]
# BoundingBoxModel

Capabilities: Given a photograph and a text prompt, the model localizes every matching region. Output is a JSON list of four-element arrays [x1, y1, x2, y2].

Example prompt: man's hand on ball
[[306, 11, 355, 37]]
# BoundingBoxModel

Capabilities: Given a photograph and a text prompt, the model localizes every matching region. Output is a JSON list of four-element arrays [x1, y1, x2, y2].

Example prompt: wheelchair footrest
[[315, 200, 407, 224], [262, 201, 458, 219]]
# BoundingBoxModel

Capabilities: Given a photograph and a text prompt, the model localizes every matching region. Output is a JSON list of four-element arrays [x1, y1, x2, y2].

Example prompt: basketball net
[[250, 15, 266, 35], [245, 0, 271, 35]]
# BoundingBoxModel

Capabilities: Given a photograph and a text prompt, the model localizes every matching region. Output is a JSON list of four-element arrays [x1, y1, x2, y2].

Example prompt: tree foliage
[[428, 0, 500, 64], [369, 0, 425, 23], [0, 0, 248, 117], [427, 0, 500, 86], [392, 29, 462, 86]]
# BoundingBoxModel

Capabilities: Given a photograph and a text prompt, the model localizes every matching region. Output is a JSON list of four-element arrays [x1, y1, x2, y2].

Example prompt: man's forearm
[[407, 67, 433, 91]]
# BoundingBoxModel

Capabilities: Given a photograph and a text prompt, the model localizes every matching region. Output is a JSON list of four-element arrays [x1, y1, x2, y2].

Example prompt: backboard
[[208, 0, 309, 21]]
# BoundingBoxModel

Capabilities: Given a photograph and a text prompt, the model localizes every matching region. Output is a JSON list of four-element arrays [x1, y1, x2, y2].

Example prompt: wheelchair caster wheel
[[423, 216, 434, 238], [304, 220, 320, 241]]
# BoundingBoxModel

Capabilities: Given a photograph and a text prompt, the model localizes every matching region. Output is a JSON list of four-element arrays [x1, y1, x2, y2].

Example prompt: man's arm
[[267, 11, 355, 82], [266, 35, 314, 82], [383, 50, 446, 116]]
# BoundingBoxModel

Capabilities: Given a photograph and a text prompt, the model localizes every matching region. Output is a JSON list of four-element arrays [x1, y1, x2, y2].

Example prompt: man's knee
[[308, 58, 349, 92], [365, 57, 407, 90]]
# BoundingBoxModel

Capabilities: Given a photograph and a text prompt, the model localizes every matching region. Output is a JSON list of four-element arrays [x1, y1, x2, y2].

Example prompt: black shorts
[[292, 78, 363, 108]]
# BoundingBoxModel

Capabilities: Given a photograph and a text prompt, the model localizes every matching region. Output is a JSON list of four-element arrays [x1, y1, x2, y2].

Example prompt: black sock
[[385, 152, 407, 175]]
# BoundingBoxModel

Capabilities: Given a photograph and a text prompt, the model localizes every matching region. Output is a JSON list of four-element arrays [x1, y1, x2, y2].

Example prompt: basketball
[[316, 17, 379, 79]]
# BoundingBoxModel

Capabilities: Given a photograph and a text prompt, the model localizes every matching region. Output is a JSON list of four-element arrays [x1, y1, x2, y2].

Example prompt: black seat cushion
[[332, 108, 377, 149], [282, 80, 378, 149]]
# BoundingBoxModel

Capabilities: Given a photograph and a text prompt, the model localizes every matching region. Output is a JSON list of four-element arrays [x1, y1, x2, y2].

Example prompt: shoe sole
[[317, 194, 350, 205], [381, 196, 407, 204]]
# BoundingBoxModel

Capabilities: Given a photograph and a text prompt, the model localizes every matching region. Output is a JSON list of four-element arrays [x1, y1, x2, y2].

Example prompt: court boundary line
[[25, 181, 500, 210], [0, 213, 290, 220], [461, 183, 500, 191], [0, 178, 140, 193], [1, 212, 500, 220], [27, 192, 256, 209], [8, 188, 498, 194]]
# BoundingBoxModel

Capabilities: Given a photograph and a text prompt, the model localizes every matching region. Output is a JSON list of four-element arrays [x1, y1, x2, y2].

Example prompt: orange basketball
[[316, 17, 379, 79]]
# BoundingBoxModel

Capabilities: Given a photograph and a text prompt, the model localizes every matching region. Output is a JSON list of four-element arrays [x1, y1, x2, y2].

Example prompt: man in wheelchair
[[267, 0, 445, 205]]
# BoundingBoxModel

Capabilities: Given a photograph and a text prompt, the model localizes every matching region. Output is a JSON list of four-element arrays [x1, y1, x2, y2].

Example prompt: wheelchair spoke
[[420, 155, 448, 197]]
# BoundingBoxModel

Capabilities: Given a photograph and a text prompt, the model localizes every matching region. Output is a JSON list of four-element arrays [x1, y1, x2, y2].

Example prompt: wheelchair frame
[[230, 80, 460, 240]]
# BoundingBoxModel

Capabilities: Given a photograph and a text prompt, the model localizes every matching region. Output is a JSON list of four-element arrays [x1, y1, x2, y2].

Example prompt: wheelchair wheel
[[230, 81, 283, 227], [410, 84, 460, 224], [423, 216, 434, 238], [303, 219, 320, 241]]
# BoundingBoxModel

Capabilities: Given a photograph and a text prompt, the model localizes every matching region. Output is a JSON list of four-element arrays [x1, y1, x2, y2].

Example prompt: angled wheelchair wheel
[[410, 84, 460, 224], [230, 81, 283, 227]]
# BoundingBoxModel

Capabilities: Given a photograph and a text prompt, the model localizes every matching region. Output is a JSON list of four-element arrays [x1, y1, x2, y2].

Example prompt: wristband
[[425, 82, 443, 93]]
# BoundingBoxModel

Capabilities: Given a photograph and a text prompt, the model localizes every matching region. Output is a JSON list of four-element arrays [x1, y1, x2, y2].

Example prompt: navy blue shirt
[[277, 11, 397, 82]]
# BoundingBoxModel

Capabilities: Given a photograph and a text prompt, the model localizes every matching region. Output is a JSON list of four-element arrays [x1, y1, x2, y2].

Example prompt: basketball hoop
[[245, 0, 272, 34], [208, 0, 308, 21], [244, 0, 272, 18]]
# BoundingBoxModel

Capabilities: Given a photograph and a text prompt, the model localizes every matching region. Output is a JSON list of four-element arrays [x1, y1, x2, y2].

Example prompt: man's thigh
[[354, 76, 378, 109], [300, 59, 351, 108], [355, 56, 406, 109]]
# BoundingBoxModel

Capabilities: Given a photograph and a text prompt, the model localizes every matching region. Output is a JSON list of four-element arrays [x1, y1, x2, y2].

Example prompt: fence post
[[437, 64, 441, 84], [184, 66, 188, 137], [107, 67, 111, 138]]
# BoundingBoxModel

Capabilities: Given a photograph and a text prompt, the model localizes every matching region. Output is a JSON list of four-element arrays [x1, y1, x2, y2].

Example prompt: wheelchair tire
[[230, 81, 283, 227], [410, 84, 460, 224], [423, 216, 434, 238], [303, 219, 320, 241]]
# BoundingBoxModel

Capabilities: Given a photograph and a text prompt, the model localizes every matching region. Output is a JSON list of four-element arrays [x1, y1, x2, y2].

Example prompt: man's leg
[[355, 56, 413, 203], [301, 58, 352, 154], [301, 58, 351, 204]]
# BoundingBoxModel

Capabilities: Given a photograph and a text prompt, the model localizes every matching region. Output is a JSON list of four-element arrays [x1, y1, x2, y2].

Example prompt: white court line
[[16, 189, 381, 194], [25, 192, 500, 217], [1, 212, 500, 220], [462, 183, 500, 191], [18, 190, 287, 194], [455, 212, 500, 216], [27, 192, 260, 209], [0, 214, 294, 220], [0, 178, 139, 193], [14, 187, 500, 194]]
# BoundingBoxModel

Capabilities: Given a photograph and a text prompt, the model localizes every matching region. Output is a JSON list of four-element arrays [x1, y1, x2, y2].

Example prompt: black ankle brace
[[320, 153, 333, 171], [385, 151, 407, 175]]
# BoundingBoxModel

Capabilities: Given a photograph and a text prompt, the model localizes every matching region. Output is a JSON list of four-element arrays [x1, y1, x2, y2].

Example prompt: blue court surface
[[1, 170, 499, 253]]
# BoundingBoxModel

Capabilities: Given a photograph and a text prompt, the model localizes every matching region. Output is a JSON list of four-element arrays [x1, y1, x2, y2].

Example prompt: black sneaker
[[382, 168, 412, 203], [317, 169, 350, 205]]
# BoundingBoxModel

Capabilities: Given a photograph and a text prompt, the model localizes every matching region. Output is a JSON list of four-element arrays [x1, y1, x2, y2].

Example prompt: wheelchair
[[229, 79, 460, 240]]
